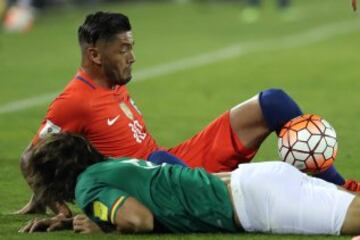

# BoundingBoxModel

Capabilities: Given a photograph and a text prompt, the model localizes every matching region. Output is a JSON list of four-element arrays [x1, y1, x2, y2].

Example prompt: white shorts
[[230, 161, 355, 235]]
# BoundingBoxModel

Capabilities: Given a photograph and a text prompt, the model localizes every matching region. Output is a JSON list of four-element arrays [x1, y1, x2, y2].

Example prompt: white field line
[[1, 19, 359, 115]]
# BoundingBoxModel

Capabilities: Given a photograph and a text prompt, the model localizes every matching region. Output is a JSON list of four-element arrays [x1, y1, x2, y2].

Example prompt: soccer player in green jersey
[[20, 133, 360, 235]]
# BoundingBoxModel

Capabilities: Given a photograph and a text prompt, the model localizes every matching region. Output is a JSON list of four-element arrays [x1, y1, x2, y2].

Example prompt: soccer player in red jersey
[[16, 11, 360, 215]]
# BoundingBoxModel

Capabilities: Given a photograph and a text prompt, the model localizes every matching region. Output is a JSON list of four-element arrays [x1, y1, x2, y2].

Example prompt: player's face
[[100, 31, 135, 86]]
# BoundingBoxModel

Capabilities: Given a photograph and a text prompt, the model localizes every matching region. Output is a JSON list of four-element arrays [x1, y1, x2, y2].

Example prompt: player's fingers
[[29, 222, 42, 233], [78, 227, 92, 234], [73, 218, 100, 234], [73, 218, 84, 226], [18, 219, 35, 233], [18, 223, 30, 233], [73, 215, 87, 226], [73, 215, 83, 223], [47, 222, 62, 232], [74, 223, 92, 234], [79, 229, 91, 234], [74, 214, 87, 221], [73, 224, 85, 233], [29, 219, 49, 233]]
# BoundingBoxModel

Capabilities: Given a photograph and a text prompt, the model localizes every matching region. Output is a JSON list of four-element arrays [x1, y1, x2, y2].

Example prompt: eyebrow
[[120, 41, 135, 46]]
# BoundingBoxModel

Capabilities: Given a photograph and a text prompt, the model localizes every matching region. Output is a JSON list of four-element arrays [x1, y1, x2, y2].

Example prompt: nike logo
[[107, 115, 120, 126]]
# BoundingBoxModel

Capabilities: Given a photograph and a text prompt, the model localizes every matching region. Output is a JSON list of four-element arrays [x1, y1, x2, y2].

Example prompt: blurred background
[[0, 1, 359, 239], [1, 0, 326, 32]]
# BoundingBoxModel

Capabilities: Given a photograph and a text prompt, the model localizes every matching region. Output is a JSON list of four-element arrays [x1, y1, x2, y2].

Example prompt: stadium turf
[[1, 0, 359, 239]]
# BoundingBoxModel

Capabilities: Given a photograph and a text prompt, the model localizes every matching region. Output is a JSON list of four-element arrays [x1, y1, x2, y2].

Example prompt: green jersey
[[75, 158, 237, 233]]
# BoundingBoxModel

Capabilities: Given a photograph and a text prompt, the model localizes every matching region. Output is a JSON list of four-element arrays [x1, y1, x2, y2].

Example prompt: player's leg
[[229, 95, 269, 150], [229, 88, 302, 150], [230, 161, 355, 235], [168, 111, 255, 172], [340, 195, 360, 235], [73, 214, 102, 234], [170, 88, 356, 189], [231, 89, 353, 189], [168, 89, 302, 172]]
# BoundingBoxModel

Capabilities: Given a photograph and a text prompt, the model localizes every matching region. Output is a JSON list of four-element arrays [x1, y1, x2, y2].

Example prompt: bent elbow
[[114, 197, 154, 234], [132, 213, 154, 233], [116, 211, 154, 233]]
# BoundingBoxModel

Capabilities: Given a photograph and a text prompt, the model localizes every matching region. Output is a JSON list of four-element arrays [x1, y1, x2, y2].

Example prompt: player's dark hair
[[78, 11, 131, 46], [29, 133, 104, 204]]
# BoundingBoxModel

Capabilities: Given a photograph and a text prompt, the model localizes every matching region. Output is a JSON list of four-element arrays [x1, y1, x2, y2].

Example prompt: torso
[[82, 80, 158, 158], [76, 159, 238, 233], [34, 70, 159, 159]]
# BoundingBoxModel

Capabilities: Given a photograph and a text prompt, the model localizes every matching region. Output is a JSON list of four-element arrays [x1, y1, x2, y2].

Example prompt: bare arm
[[19, 213, 73, 233], [114, 197, 154, 233], [19, 197, 154, 234], [63, 197, 154, 234]]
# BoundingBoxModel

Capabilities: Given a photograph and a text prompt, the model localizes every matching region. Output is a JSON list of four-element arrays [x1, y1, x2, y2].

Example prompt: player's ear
[[87, 47, 102, 65]]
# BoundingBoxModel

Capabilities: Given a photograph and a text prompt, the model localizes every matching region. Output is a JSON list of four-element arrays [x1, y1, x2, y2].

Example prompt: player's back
[[75, 158, 237, 233]]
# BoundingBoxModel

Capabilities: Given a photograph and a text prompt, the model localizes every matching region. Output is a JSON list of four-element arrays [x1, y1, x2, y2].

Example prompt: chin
[[116, 77, 131, 86]]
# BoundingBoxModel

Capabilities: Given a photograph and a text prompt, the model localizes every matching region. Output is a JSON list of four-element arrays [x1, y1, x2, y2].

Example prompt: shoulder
[[75, 160, 121, 196], [57, 79, 95, 103], [48, 79, 96, 115], [75, 168, 99, 209], [74, 161, 128, 212]]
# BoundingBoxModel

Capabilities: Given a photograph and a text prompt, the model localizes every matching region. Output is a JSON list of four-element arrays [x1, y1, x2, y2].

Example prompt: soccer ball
[[278, 114, 338, 173], [3, 6, 34, 33]]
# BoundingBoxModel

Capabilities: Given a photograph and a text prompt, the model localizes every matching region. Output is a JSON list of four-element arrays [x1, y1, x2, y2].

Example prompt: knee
[[259, 89, 294, 109], [259, 88, 303, 133], [260, 88, 286, 99]]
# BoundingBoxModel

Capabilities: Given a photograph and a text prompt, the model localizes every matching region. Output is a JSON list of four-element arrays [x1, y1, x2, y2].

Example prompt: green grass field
[[1, 0, 360, 239]]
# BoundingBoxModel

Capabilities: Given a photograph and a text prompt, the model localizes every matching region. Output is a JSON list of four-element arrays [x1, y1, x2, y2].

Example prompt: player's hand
[[18, 213, 73, 233], [343, 179, 360, 192], [48, 201, 72, 217], [73, 214, 102, 234]]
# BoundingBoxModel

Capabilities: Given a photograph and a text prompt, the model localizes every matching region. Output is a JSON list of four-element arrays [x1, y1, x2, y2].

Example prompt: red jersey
[[33, 69, 159, 159], [33, 69, 255, 172]]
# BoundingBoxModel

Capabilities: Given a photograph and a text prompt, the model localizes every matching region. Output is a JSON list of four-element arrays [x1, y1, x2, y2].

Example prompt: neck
[[81, 65, 114, 89]]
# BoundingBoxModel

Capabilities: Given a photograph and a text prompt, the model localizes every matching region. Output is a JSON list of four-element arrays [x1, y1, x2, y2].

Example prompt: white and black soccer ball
[[278, 114, 337, 173]]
